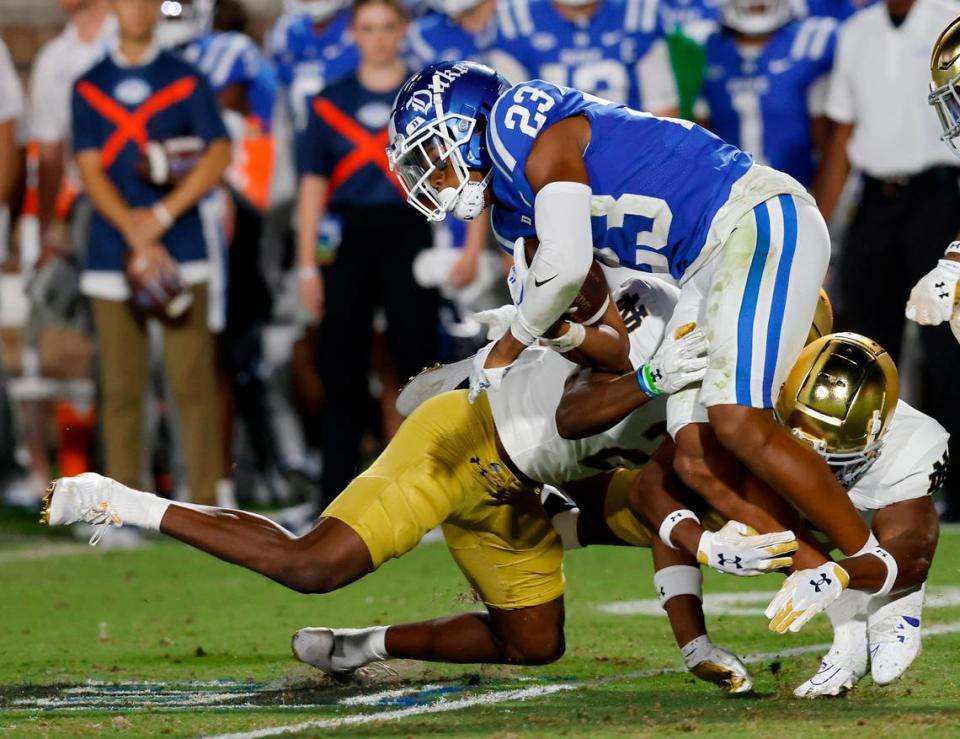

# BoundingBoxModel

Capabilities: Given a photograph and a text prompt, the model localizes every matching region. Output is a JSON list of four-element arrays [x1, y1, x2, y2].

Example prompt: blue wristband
[[636, 363, 661, 397]]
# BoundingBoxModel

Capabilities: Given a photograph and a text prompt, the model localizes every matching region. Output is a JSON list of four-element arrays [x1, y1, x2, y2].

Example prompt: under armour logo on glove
[[652, 368, 663, 382], [717, 553, 743, 569], [936, 281, 950, 299], [810, 573, 832, 592]]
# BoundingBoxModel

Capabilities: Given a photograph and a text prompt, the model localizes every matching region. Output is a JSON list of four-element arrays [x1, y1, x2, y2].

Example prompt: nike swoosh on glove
[[696, 520, 797, 576], [905, 258, 960, 326], [765, 562, 850, 634]]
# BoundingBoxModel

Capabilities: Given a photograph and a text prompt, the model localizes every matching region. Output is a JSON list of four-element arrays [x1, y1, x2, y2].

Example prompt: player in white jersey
[[771, 335, 946, 696], [40, 271, 794, 686]]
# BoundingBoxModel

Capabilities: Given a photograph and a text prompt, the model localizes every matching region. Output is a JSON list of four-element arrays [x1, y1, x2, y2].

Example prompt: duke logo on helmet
[[387, 61, 510, 222]]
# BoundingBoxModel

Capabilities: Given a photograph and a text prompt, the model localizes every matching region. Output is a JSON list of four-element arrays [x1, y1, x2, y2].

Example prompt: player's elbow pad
[[513, 181, 594, 344]]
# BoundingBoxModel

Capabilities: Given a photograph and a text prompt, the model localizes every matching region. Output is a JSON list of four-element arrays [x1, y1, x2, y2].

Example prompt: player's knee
[[901, 553, 933, 587], [503, 630, 565, 665]]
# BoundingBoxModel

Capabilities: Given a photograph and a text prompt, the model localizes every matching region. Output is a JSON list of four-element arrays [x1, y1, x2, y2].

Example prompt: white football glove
[[696, 520, 797, 576], [473, 305, 518, 341], [765, 561, 850, 634], [468, 340, 514, 404], [636, 325, 708, 397], [905, 257, 960, 326]]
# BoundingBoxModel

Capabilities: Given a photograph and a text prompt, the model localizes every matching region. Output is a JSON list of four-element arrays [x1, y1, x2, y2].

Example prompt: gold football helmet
[[929, 15, 960, 156], [806, 288, 834, 346], [776, 332, 899, 488]]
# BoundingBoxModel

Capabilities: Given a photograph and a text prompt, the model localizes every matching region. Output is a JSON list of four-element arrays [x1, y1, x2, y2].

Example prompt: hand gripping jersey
[[846, 401, 950, 512], [489, 275, 678, 485], [183, 31, 279, 129], [486, 80, 754, 280], [496, 0, 676, 112], [267, 10, 358, 132], [698, 17, 837, 185]]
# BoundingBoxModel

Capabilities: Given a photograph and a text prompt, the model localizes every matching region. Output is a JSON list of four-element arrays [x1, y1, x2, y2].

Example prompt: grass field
[[2, 509, 960, 738]]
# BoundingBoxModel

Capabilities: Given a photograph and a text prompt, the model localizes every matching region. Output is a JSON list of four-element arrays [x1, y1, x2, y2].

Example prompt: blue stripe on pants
[[735, 201, 772, 405], [762, 194, 799, 407]]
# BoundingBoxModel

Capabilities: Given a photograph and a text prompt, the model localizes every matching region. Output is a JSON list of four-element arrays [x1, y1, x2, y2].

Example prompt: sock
[[334, 626, 390, 671], [680, 634, 714, 669], [109, 480, 170, 531]]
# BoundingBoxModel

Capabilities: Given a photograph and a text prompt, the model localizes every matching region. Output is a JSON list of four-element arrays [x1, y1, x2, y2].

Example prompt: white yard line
[[208, 621, 960, 739]]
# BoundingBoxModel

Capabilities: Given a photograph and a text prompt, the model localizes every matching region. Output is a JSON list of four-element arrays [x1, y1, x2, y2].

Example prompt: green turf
[[1, 517, 959, 738]]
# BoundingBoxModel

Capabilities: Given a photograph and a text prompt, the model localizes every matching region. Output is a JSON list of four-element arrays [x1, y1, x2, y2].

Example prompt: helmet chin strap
[[438, 171, 491, 221]]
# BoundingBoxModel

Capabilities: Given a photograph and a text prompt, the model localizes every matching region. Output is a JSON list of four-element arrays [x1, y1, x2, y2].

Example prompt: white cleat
[[40, 473, 128, 545], [687, 646, 753, 694], [869, 585, 925, 685], [794, 590, 869, 698], [292, 627, 380, 678]]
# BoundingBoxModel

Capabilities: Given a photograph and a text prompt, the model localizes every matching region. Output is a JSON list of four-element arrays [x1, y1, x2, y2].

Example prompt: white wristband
[[540, 322, 586, 353], [865, 546, 899, 596], [658, 509, 700, 550], [945, 241, 960, 257], [298, 265, 318, 280], [152, 202, 174, 229]]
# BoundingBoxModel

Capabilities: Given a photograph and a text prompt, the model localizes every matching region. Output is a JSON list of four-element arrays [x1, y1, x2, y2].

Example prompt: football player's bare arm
[[485, 117, 594, 369], [295, 174, 328, 321], [0, 119, 18, 214], [674, 424, 828, 569], [653, 538, 707, 649], [555, 367, 648, 440], [549, 299, 631, 376], [217, 82, 248, 116], [809, 115, 831, 158], [836, 496, 939, 593], [811, 120, 853, 222], [75, 149, 144, 250], [703, 404, 871, 557]]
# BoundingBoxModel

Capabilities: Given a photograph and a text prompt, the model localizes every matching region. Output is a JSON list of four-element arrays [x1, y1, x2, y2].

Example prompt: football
[[522, 237, 610, 334]]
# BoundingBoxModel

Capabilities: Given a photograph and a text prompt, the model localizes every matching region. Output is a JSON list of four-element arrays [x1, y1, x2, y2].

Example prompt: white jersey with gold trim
[[489, 275, 679, 485], [847, 400, 949, 511]]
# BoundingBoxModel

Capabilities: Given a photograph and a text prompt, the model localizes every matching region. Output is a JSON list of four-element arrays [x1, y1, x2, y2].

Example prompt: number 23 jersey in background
[[698, 17, 837, 186], [486, 80, 754, 281]]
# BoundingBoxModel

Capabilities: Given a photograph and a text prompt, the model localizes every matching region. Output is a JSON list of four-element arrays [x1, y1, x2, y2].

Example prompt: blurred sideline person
[[696, 0, 838, 186], [0, 38, 24, 492], [41, 274, 788, 692], [296, 0, 439, 506], [28, 0, 117, 259], [814, 0, 960, 520], [71, 0, 231, 504]]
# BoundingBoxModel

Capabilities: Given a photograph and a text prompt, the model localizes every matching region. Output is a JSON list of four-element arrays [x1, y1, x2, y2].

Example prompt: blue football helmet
[[387, 61, 510, 222]]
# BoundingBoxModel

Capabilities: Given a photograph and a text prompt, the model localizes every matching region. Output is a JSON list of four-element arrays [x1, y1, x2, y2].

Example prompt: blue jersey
[[267, 10, 358, 132], [699, 17, 836, 185], [496, 0, 675, 112], [660, 0, 721, 40], [71, 49, 228, 272], [182, 31, 278, 129], [486, 81, 753, 280], [791, 0, 857, 20], [406, 11, 497, 68]]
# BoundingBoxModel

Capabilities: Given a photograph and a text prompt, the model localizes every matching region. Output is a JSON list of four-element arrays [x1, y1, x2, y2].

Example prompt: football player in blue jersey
[[268, 0, 359, 133], [407, 0, 498, 69], [494, 0, 679, 115], [387, 61, 873, 565], [696, 0, 838, 186]]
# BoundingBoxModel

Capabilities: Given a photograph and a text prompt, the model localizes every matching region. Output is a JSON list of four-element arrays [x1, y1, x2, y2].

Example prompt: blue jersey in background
[[698, 16, 836, 185], [183, 31, 278, 129], [495, 0, 677, 112], [267, 10, 359, 132], [486, 80, 753, 280]]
